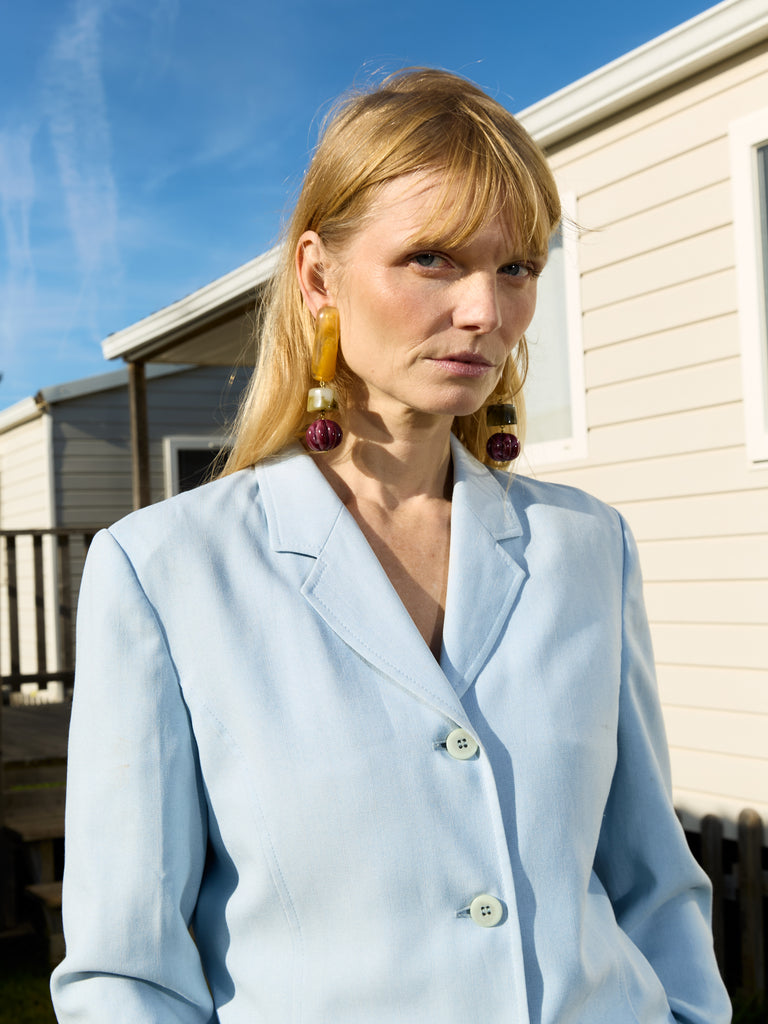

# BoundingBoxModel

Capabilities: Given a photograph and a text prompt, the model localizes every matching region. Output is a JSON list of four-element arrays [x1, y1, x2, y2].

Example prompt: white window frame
[[163, 435, 226, 498], [729, 109, 768, 465], [524, 191, 588, 468]]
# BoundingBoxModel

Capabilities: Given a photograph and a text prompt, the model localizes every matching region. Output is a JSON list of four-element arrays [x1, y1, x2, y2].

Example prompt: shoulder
[[503, 471, 630, 570], [109, 468, 259, 536], [507, 471, 619, 524], [108, 469, 260, 554]]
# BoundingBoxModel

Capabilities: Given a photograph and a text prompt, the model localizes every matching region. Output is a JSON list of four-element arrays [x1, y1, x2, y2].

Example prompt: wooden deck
[[2, 701, 71, 767], [2, 701, 70, 840], [1, 700, 70, 937]]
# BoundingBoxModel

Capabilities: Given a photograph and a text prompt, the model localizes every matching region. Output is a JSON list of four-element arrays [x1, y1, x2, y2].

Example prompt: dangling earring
[[305, 306, 343, 452], [486, 404, 520, 464]]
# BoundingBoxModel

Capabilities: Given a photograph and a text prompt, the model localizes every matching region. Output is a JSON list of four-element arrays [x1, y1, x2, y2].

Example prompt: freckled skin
[[327, 172, 544, 427]]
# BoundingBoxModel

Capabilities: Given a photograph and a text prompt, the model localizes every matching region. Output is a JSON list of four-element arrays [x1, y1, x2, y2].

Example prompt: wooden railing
[[1, 528, 103, 697], [691, 809, 767, 1002]]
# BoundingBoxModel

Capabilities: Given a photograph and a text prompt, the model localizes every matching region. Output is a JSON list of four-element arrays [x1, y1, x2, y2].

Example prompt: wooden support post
[[5, 535, 20, 682], [128, 360, 151, 510], [701, 814, 726, 977], [738, 808, 765, 996], [33, 534, 48, 675], [56, 534, 74, 675]]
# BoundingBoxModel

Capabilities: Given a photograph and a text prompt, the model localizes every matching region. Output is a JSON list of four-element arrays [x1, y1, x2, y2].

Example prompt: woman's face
[[313, 172, 545, 424]]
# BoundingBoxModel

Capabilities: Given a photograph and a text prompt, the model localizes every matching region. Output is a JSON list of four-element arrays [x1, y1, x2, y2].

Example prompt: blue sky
[[0, 0, 721, 408]]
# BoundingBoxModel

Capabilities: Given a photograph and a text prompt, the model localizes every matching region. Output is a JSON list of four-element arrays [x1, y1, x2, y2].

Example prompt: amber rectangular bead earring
[[305, 306, 343, 452]]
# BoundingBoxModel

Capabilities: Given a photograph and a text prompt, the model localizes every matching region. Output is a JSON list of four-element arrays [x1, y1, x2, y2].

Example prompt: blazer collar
[[441, 436, 526, 697], [256, 439, 526, 711]]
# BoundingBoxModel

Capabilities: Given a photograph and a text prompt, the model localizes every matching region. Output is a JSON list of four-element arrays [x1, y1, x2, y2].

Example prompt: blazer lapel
[[440, 437, 526, 699], [257, 448, 468, 723]]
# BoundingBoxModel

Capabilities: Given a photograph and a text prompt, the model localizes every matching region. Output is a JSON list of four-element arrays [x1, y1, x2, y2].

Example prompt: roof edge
[[102, 245, 280, 362], [518, 0, 768, 147], [0, 364, 190, 432], [0, 396, 44, 434]]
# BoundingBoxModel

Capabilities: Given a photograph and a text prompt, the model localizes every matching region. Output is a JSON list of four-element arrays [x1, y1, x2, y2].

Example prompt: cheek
[[505, 287, 538, 339]]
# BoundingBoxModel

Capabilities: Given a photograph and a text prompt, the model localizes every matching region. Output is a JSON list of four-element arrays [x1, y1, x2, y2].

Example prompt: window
[[163, 436, 229, 497], [729, 110, 768, 464], [523, 194, 587, 467]]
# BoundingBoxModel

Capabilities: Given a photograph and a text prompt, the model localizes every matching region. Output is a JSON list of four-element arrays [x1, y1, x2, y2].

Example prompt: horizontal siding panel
[[587, 359, 741, 427], [640, 535, 768, 582], [576, 137, 730, 229], [619, 489, 768, 540], [540, 447, 768, 503], [549, 45, 768, 174], [581, 180, 729, 276], [668, 747, 768, 807], [589, 403, 744, 464], [581, 224, 733, 309], [582, 270, 737, 350], [51, 366, 247, 527], [0, 497, 51, 526], [552, 61, 768, 197], [584, 314, 739, 387], [57, 423, 130, 443], [58, 506, 130, 529], [0, 457, 51, 492], [657, 664, 768, 715], [1, 436, 46, 465], [645, 580, 768, 625], [0, 416, 50, 528], [664, 705, 767, 760], [650, 621, 768, 671], [57, 470, 133, 490]]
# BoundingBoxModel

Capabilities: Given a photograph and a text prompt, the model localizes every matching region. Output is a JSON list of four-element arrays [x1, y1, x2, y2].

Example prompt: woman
[[51, 69, 729, 1023]]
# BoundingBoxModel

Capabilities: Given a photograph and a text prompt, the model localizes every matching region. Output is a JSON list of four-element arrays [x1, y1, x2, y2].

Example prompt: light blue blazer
[[51, 437, 729, 1023]]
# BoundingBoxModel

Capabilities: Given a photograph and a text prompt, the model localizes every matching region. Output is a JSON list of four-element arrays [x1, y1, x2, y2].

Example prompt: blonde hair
[[223, 68, 561, 473]]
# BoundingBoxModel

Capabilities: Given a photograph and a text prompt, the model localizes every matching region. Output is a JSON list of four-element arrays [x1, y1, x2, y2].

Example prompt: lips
[[429, 351, 495, 377], [445, 351, 493, 366]]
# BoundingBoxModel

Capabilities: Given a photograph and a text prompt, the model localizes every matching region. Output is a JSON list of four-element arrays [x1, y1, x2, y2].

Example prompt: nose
[[452, 272, 502, 334]]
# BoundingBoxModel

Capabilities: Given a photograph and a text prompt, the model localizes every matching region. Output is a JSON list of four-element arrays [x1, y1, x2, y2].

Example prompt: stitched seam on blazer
[[310, 559, 461, 720]]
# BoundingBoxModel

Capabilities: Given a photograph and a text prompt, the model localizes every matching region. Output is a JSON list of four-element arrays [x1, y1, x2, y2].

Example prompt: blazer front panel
[[51, 441, 729, 1024]]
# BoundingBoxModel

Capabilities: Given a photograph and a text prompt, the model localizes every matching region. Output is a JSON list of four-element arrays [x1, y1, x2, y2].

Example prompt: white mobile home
[[515, 0, 768, 835], [96, 0, 768, 837], [0, 364, 249, 695]]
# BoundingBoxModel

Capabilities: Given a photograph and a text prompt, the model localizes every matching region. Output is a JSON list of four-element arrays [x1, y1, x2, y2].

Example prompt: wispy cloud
[[42, 0, 119, 293], [0, 126, 38, 358]]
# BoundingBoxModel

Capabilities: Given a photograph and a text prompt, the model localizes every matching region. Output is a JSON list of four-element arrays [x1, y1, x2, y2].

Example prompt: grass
[[0, 934, 56, 1024], [733, 991, 768, 1024]]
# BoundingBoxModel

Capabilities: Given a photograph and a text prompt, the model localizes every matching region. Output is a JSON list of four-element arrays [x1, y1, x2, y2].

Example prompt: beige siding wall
[[0, 414, 59, 680], [534, 42, 768, 836], [0, 415, 51, 527]]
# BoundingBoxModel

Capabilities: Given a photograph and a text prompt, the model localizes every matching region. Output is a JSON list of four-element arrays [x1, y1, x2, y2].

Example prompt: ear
[[296, 231, 336, 316]]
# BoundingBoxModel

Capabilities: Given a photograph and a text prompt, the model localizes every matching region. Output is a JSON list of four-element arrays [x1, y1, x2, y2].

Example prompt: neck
[[316, 406, 454, 509]]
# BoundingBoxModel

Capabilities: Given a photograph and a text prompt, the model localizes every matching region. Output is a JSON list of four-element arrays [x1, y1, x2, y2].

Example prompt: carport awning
[[101, 246, 280, 366]]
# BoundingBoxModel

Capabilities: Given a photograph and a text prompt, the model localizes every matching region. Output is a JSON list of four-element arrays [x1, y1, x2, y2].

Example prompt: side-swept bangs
[[307, 68, 560, 260]]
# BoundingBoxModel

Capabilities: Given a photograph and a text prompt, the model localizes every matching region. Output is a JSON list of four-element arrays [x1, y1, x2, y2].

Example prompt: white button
[[469, 894, 503, 927], [445, 728, 478, 760]]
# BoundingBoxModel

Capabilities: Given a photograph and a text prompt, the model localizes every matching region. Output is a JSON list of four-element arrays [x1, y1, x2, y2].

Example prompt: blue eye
[[412, 252, 446, 269], [501, 263, 533, 278]]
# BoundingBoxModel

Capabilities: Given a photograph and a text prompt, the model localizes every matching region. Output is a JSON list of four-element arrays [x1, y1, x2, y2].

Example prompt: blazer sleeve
[[50, 529, 215, 1023], [593, 514, 731, 1024]]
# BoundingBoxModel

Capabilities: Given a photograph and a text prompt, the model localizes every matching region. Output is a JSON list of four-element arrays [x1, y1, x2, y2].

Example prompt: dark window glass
[[176, 447, 228, 492]]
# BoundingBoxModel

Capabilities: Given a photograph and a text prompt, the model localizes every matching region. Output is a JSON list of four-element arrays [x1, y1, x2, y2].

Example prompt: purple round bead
[[305, 418, 343, 452], [486, 431, 520, 463]]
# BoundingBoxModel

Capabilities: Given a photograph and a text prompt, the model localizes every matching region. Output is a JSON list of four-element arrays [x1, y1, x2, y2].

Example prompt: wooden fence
[[1, 528, 101, 699], [688, 809, 767, 1001]]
